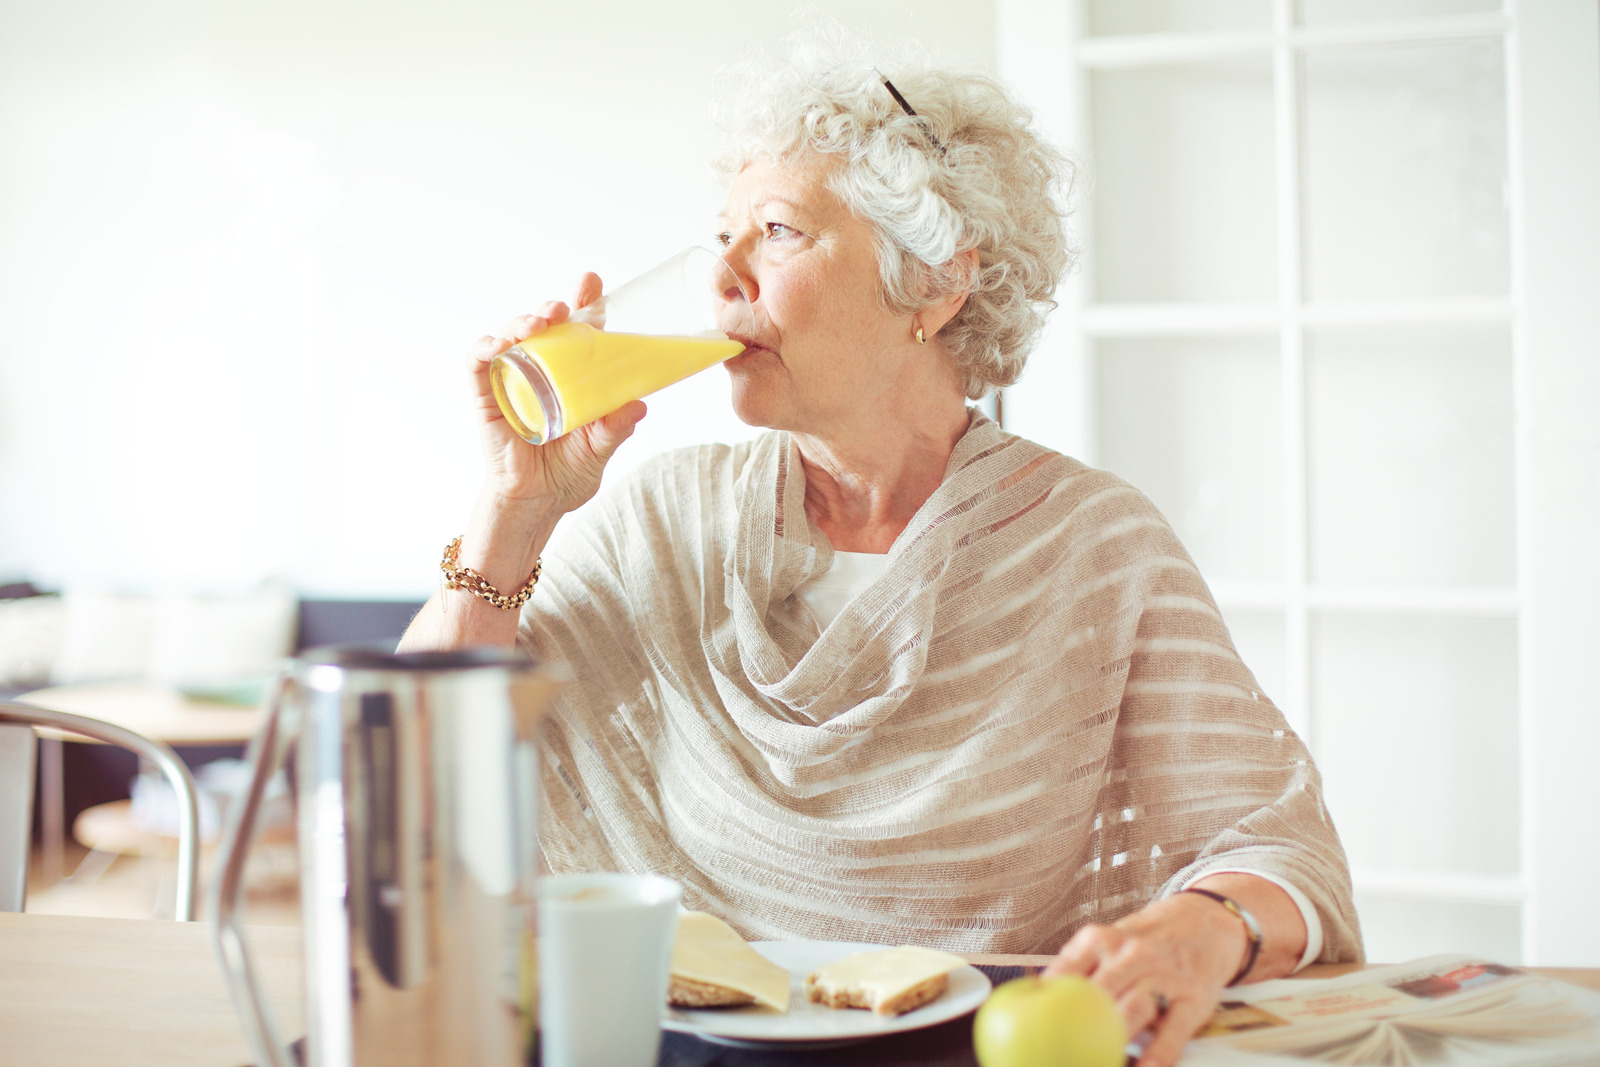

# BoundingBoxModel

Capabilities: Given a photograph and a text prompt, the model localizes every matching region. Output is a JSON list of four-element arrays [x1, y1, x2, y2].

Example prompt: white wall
[[997, 0, 1600, 968], [0, 0, 995, 599]]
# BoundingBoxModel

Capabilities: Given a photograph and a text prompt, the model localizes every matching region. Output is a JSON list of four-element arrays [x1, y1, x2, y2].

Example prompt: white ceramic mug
[[537, 872, 683, 1067]]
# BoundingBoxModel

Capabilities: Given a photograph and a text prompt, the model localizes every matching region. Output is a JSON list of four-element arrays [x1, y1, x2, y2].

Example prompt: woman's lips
[[724, 332, 773, 360]]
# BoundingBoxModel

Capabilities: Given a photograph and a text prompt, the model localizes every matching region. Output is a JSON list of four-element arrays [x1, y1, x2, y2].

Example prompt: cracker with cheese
[[668, 911, 791, 1012], [803, 946, 966, 1016]]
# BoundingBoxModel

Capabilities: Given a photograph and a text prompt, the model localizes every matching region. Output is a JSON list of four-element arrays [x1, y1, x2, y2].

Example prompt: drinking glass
[[491, 248, 746, 444]]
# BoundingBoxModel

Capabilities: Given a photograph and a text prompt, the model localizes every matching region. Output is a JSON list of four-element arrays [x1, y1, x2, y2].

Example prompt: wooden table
[[17, 680, 268, 746], [2, 912, 1596, 1067], [0, 912, 302, 1067]]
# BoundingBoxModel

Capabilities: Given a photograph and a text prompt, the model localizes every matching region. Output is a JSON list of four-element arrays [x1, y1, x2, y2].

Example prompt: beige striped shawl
[[520, 413, 1362, 960]]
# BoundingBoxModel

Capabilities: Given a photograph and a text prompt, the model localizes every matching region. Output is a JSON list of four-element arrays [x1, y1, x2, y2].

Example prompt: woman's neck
[[794, 405, 972, 554]]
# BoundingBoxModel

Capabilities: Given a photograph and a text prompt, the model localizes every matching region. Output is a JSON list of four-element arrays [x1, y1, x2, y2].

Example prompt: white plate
[[662, 940, 992, 1049]]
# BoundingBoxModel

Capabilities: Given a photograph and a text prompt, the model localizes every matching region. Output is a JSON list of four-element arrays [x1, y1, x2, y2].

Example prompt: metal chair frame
[[0, 701, 201, 921]]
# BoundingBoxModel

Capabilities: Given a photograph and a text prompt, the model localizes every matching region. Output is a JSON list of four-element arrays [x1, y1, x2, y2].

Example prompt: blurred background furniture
[[292, 598, 424, 653], [0, 724, 33, 911], [0, 702, 200, 920], [2, 595, 422, 918], [17, 681, 269, 892]]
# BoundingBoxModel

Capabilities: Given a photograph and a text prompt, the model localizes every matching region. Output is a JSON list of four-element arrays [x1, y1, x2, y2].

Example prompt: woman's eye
[[763, 222, 798, 241], [713, 232, 732, 249]]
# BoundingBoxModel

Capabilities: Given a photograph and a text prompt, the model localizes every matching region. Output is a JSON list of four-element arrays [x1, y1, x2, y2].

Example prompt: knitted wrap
[[520, 414, 1362, 959]]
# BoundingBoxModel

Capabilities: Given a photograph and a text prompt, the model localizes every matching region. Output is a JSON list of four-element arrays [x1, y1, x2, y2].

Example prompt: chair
[[0, 702, 200, 920], [0, 723, 33, 912]]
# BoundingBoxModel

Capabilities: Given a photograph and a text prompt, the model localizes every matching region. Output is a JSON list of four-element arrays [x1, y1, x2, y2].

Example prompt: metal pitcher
[[213, 646, 560, 1067]]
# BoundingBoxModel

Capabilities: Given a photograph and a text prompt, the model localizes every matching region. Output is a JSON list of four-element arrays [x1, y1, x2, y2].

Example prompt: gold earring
[[915, 326, 926, 345]]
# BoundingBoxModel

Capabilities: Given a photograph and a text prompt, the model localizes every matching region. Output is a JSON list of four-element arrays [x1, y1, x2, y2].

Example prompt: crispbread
[[802, 946, 966, 1016], [807, 970, 949, 1015], [668, 974, 756, 1008], [667, 912, 791, 1012]]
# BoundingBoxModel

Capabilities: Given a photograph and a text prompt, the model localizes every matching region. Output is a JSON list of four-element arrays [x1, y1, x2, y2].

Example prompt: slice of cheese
[[670, 911, 791, 1012], [804, 946, 966, 1015]]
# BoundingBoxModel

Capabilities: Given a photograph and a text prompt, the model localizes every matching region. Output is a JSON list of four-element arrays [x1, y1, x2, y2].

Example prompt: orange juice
[[490, 322, 743, 444]]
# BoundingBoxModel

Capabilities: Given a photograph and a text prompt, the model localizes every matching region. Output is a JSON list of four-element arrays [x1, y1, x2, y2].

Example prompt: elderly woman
[[401, 29, 1360, 1065]]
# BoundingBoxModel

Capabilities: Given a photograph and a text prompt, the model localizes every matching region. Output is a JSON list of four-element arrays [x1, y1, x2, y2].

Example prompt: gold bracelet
[[440, 536, 541, 611]]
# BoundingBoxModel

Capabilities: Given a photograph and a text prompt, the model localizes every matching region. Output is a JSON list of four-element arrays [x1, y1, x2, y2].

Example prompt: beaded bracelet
[[440, 536, 541, 611], [1182, 886, 1263, 986]]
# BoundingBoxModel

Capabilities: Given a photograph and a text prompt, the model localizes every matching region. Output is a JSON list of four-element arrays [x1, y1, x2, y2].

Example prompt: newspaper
[[1180, 955, 1600, 1066]]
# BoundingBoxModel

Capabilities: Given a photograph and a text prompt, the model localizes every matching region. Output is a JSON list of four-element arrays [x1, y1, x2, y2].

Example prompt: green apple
[[972, 975, 1128, 1067]]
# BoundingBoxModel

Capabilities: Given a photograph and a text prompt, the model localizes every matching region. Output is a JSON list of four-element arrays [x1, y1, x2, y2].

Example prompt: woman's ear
[[920, 248, 980, 341]]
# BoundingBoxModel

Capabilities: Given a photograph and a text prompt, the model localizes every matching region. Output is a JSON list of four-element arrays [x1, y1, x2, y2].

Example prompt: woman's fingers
[[1093, 946, 1184, 1039], [1043, 924, 1122, 978], [484, 305, 566, 356], [573, 272, 603, 310], [1045, 910, 1232, 1056], [1114, 982, 1167, 1044], [469, 332, 515, 369], [469, 307, 562, 379], [502, 311, 563, 344], [584, 400, 648, 462], [1137, 995, 1212, 1067], [1086, 935, 1160, 994], [529, 401, 647, 506]]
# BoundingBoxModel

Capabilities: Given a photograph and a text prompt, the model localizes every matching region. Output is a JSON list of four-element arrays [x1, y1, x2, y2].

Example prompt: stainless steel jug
[[213, 646, 560, 1067]]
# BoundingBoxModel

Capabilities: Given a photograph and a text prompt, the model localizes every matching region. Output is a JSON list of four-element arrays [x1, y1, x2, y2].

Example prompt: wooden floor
[[24, 835, 302, 926]]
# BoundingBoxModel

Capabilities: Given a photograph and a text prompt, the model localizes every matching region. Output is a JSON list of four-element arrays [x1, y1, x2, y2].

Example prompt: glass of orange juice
[[490, 248, 746, 444]]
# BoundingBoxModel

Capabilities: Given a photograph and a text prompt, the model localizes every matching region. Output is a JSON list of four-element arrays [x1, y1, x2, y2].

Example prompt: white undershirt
[[795, 549, 891, 628], [795, 548, 1325, 971]]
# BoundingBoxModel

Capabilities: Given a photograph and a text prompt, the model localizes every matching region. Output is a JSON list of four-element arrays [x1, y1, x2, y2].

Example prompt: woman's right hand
[[469, 272, 648, 513]]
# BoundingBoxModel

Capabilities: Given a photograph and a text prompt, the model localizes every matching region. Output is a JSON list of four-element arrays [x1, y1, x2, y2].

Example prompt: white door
[[997, 0, 1600, 966]]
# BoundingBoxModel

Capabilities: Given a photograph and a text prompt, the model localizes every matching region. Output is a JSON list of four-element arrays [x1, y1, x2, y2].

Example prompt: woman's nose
[[713, 247, 758, 306]]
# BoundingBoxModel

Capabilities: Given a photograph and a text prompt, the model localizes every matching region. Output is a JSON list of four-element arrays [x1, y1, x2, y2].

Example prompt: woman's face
[[713, 154, 916, 437]]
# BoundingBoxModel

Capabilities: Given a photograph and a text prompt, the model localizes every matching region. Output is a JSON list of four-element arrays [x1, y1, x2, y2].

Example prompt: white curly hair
[[710, 15, 1076, 399]]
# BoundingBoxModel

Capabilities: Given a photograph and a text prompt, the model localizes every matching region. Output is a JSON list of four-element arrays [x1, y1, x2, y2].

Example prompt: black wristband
[[1182, 886, 1263, 986]]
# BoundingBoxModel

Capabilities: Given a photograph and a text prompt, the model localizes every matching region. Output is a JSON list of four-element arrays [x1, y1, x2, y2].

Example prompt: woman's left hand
[[1042, 891, 1246, 1067]]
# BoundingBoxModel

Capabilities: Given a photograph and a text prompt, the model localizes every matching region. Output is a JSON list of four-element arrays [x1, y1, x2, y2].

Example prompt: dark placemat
[[657, 964, 1038, 1067]]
